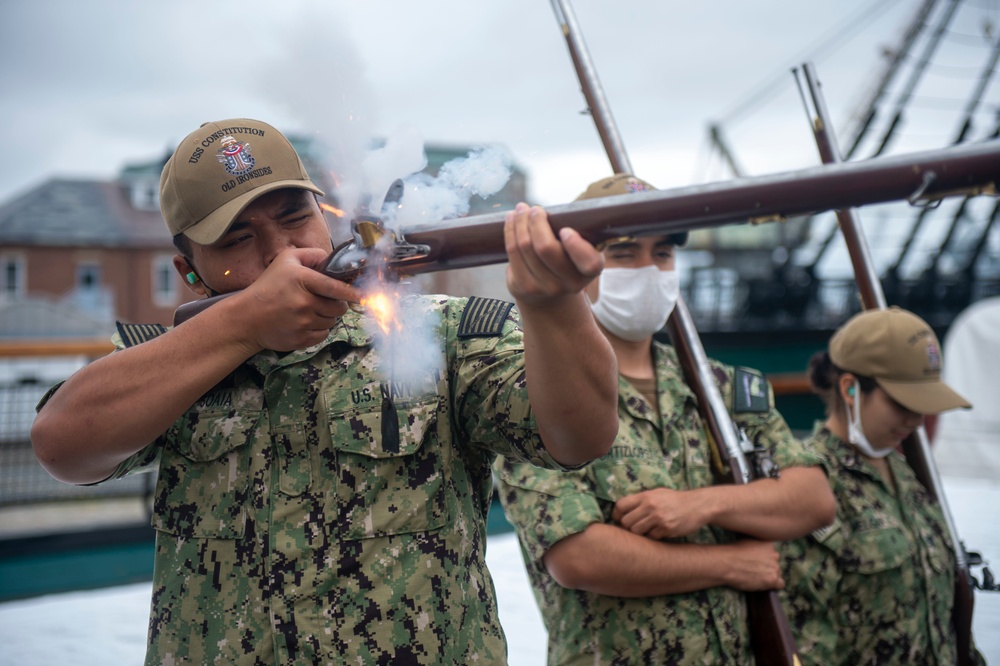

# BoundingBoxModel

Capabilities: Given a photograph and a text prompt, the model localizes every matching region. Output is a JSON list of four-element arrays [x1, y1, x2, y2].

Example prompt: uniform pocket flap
[[173, 410, 261, 462], [840, 527, 911, 574], [329, 397, 439, 458]]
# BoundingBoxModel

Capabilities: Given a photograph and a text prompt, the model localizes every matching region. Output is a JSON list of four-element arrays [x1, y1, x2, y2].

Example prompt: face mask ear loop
[[846, 381, 863, 446], [846, 380, 893, 459]]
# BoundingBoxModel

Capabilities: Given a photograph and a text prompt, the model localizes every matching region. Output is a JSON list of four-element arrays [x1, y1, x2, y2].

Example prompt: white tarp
[[3, 477, 999, 664], [933, 297, 1000, 480]]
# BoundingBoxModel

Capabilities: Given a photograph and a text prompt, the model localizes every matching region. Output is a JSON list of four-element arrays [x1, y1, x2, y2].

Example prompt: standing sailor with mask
[[779, 307, 985, 665], [494, 175, 836, 665]]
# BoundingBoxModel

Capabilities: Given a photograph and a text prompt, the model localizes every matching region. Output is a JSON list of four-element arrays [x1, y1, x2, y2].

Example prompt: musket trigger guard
[[907, 171, 940, 208]]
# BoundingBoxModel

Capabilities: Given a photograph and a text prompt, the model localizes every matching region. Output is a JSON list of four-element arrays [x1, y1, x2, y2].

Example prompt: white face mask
[[845, 381, 893, 459], [590, 266, 679, 342]]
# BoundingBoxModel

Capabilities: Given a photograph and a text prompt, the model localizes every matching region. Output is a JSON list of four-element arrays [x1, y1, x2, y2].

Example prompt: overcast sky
[[1, 0, 996, 209]]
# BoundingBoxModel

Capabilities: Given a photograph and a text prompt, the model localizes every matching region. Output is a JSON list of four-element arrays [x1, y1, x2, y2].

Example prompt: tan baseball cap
[[575, 174, 687, 246], [830, 307, 971, 415], [160, 118, 325, 245]]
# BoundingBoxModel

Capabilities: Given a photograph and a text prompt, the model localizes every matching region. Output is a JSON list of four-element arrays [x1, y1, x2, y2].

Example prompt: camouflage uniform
[[494, 341, 822, 666], [44, 296, 571, 666], [779, 423, 984, 665]]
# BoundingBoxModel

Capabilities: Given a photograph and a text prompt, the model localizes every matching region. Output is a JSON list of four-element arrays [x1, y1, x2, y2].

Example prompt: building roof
[[0, 178, 168, 248]]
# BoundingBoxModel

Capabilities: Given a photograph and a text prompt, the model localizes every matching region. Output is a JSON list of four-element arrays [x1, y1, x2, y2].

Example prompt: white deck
[[1, 475, 998, 665]]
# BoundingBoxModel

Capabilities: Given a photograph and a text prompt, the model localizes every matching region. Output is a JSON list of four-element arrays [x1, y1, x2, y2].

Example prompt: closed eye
[[220, 232, 253, 248], [606, 247, 638, 261], [281, 214, 311, 228]]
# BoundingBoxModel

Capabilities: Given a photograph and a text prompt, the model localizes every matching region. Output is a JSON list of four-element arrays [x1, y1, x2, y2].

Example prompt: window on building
[[71, 260, 113, 319], [153, 255, 178, 306], [76, 262, 101, 292], [129, 180, 160, 211], [0, 254, 26, 301]]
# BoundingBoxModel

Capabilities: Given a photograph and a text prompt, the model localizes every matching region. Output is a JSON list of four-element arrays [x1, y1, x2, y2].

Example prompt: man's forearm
[[544, 522, 744, 597], [705, 466, 836, 540], [31, 299, 259, 484], [519, 294, 619, 466]]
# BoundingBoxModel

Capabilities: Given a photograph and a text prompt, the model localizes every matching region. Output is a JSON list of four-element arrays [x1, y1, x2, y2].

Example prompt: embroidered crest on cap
[[458, 296, 514, 338], [926, 340, 941, 373], [625, 177, 649, 193], [215, 136, 256, 176]]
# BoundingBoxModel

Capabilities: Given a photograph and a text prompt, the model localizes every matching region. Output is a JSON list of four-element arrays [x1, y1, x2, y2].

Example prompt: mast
[[868, 0, 965, 158], [843, 0, 941, 159], [884, 34, 1000, 290]]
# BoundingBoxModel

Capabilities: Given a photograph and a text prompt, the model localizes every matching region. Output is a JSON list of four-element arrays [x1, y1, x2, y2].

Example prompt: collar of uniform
[[243, 309, 375, 375], [617, 341, 696, 425], [617, 374, 657, 423], [334, 308, 376, 347], [812, 421, 902, 480], [652, 340, 696, 416]]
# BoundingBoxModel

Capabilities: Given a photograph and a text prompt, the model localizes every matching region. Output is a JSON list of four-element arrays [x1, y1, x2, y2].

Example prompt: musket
[[548, 0, 800, 663], [798, 61, 988, 665], [174, 138, 1000, 326]]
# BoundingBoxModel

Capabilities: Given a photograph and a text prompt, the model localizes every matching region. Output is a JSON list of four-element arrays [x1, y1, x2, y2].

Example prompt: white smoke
[[350, 122, 513, 228], [261, 8, 513, 387], [351, 129, 513, 387], [389, 142, 512, 228]]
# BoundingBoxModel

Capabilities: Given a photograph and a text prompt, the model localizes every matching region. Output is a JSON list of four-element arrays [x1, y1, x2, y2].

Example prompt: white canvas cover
[[933, 296, 1000, 479]]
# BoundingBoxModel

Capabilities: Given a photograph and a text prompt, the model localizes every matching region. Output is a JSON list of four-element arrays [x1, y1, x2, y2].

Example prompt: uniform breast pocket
[[835, 526, 912, 627], [152, 410, 259, 539], [329, 396, 447, 540]]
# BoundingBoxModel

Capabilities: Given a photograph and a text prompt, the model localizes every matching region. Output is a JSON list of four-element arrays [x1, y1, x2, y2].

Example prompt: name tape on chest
[[457, 297, 514, 338]]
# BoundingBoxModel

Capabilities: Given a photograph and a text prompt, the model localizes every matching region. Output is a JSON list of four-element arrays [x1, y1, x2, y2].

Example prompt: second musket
[[343, 139, 998, 277]]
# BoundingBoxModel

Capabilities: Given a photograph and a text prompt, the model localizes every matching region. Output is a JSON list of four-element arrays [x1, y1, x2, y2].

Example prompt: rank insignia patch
[[733, 367, 769, 413], [116, 322, 168, 348], [458, 297, 514, 338]]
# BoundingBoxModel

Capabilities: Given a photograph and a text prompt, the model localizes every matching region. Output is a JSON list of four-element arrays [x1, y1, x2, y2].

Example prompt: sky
[[2, 0, 996, 213]]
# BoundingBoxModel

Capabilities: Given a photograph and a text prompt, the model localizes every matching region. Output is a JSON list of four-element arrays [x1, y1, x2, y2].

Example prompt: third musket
[[378, 139, 998, 276]]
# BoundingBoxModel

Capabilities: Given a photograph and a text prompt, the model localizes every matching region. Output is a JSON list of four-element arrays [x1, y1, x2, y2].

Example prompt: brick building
[[0, 137, 527, 332]]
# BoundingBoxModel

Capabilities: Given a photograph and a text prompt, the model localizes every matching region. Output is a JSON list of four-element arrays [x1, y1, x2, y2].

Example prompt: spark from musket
[[361, 288, 402, 336], [320, 203, 345, 217]]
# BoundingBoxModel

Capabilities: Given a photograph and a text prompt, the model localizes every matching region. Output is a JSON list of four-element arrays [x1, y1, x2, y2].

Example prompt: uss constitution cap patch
[[159, 118, 324, 245]]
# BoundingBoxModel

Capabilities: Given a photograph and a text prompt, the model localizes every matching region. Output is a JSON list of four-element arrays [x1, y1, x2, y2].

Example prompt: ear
[[173, 255, 209, 298], [837, 374, 856, 404]]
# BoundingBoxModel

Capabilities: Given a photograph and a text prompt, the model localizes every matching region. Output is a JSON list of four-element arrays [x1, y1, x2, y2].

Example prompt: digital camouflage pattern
[[779, 423, 985, 666], [71, 295, 570, 665], [494, 341, 822, 666]]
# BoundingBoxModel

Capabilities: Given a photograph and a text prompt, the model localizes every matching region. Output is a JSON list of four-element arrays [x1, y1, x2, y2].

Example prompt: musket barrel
[[174, 139, 999, 326], [550, 0, 633, 174], [803, 65, 887, 309], [391, 139, 999, 275]]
